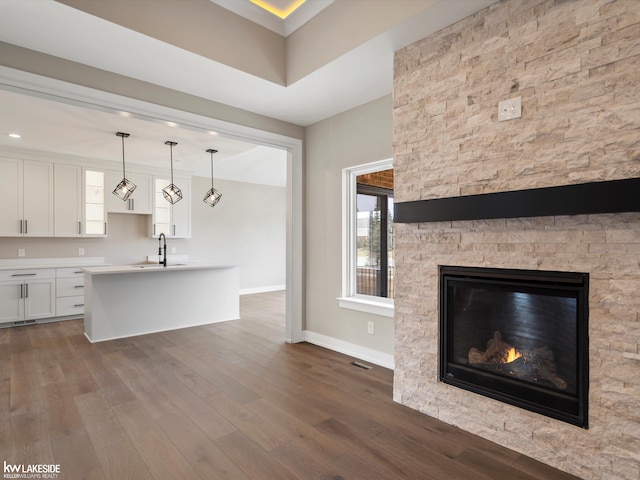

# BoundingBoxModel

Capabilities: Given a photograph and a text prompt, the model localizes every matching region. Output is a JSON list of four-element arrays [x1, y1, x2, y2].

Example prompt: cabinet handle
[[74, 271, 83, 274], [173, 224, 176, 236], [19, 219, 23, 234], [12, 273, 36, 277], [19, 284, 23, 299], [25, 284, 29, 298], [132, 198, 135, 211], [153, 224, 156, 236], [78, 221, 82, 235], [74, 285, 84, 289], [74, 304, 85, 307], [104, 222, 107, 235], [24, 220, 28, 234]]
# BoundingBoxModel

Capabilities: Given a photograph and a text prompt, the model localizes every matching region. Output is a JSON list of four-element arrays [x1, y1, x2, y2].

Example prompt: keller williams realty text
[[3, 461, 60, 479]]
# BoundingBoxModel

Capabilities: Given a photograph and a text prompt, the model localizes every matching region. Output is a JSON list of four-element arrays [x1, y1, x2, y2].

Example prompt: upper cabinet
[[106, 170, 152, 214], [55, 165, 108, 238], [0, 157, 21, 236], [152, 176, 191, 238], [0, 158, 53, 237], [84, 168, 107, 237], [54, 164, 82, 237], [0, 157, 190, 238]]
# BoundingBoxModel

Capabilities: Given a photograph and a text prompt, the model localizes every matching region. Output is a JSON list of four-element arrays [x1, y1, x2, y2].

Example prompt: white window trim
[[338, 158, 394, 318]]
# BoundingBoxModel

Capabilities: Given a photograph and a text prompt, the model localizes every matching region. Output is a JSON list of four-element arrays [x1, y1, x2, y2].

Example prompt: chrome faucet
[[158, 233, 167, 266]]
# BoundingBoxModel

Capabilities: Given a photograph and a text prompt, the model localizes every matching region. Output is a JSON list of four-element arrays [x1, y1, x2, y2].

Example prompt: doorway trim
[[0, 66, 304, 343]]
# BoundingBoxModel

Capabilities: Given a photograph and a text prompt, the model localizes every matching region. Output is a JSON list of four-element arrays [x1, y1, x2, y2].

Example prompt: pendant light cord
[[121, 134, 126, 178], [210, 150, 214, 190], [170, 143, 174, 184]]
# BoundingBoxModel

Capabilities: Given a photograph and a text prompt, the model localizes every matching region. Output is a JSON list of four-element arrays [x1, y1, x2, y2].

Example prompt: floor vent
[[351, 361, 372, 370], [13, 319, 36, 327]]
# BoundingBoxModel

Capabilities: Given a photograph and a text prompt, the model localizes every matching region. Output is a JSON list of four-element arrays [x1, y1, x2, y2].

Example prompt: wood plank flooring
[[0, 291, 582, 480]]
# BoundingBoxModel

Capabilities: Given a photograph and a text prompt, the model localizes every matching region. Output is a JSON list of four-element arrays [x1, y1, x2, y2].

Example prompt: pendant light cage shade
[[203, 187, 222, 207], [113, 132, 137, 201], [163, 140, 182, 204], [163, 183, 183, 204], [113, 177, 136, 201], [203, 148, 222, 207]]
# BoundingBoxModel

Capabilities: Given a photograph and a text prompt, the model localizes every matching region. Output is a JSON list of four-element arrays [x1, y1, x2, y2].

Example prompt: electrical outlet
[[498, 96, 522, 122], [18, 248, 25, 257], [78, 248, 85, 256], [367, 321, 375, 335], [171, 247, 177, 254]]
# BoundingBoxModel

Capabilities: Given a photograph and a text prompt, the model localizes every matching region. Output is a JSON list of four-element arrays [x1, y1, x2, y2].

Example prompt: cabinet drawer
[[0, 268, 55, 282], [56, 295, 84, 316], [56, 277, 84, 297], [56, 267, 86, 279]]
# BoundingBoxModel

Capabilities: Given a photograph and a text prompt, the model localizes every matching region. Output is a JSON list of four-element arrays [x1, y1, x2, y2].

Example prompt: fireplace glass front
[[439, 266, 588, 427]]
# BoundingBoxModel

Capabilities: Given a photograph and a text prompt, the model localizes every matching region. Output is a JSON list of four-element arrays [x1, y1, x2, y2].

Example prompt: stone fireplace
[[392, 1, 640, 479]]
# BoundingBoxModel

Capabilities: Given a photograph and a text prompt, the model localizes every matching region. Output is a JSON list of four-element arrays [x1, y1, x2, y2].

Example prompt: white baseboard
[[240, 284, 286, 295], [302, 330, 395, 370]]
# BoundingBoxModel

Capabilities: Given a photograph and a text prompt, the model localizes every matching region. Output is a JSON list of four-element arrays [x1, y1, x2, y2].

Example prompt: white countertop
[[83, 263, 238, 275], [0, 257, 107, 271]]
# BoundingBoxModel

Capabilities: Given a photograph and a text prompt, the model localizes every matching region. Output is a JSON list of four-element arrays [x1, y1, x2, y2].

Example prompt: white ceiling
[[0, 88, 288, 186], [0, 0, 498, 186]]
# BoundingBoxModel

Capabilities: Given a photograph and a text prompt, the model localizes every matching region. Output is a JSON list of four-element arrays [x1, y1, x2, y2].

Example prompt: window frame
[[338, 158, 394, 317]]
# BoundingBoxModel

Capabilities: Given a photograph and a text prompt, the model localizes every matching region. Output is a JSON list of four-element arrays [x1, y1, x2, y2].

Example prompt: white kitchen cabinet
[[0, 269, 56, 324], [171, 176, 191, 238], [0, 281, 23, 323], [54, 164, 82, 237], [0, 158, 53, 236], [107, 170, 152, 214], [23, 161, 54, 236], [152, 176, 191, 238], [24, 279, 56, 320], [0, 157, 22, 236], [55, 267, 85, 317], [84, 168, 107, 237]]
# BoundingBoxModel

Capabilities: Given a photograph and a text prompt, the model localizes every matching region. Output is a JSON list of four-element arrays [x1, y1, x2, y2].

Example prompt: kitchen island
[[83, 264, 239, 342]]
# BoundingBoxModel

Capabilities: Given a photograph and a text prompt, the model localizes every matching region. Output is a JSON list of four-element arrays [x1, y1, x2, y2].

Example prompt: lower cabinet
[[0, 265, 90, 326], [55, 267, 85, 317], [0, 270, 55, 324]]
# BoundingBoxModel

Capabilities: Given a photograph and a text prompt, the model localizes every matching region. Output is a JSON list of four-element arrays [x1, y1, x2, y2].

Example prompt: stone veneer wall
[[392, 1, 640, 479]]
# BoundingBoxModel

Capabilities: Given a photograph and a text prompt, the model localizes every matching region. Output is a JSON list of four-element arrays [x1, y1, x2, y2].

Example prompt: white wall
[[190, 176, 286, 292], [304, 95, 395, 362], [0, 175, 286, 292]]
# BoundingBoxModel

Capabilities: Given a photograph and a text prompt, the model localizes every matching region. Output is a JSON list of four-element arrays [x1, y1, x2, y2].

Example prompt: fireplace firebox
[[439, 266, 588, 427]]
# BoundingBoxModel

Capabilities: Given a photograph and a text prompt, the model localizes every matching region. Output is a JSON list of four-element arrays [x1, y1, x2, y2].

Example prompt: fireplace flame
[[505, 347, 522, 363]]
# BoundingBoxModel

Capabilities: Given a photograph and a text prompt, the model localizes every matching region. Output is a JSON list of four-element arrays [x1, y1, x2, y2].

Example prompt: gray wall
[[304, 95, 394, 356], [0, 176, 286, 292]]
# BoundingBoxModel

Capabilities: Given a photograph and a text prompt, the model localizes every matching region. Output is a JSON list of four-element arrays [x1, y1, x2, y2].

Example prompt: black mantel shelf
[[394, 177, 640, 223]]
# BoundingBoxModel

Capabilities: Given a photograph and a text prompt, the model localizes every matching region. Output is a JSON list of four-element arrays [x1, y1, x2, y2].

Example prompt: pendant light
[[203, 149, 222, 207], [112, 132, 137, 201], [162, 140, 183, 204]]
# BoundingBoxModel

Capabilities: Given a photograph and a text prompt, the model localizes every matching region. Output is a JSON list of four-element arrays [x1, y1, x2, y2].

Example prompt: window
[[339, 159, 394, 317], [356, 184, 394, 298]]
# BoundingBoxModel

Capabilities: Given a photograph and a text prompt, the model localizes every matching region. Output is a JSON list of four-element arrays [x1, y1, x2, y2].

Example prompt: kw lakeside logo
[[3, 461, 61, 479]]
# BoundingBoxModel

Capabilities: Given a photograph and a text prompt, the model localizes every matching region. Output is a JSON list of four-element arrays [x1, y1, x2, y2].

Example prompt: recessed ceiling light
[[8, 133, 21, 139]]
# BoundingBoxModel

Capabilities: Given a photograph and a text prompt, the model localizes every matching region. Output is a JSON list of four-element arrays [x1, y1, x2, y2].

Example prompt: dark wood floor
[[0, 291, 581, 480]]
